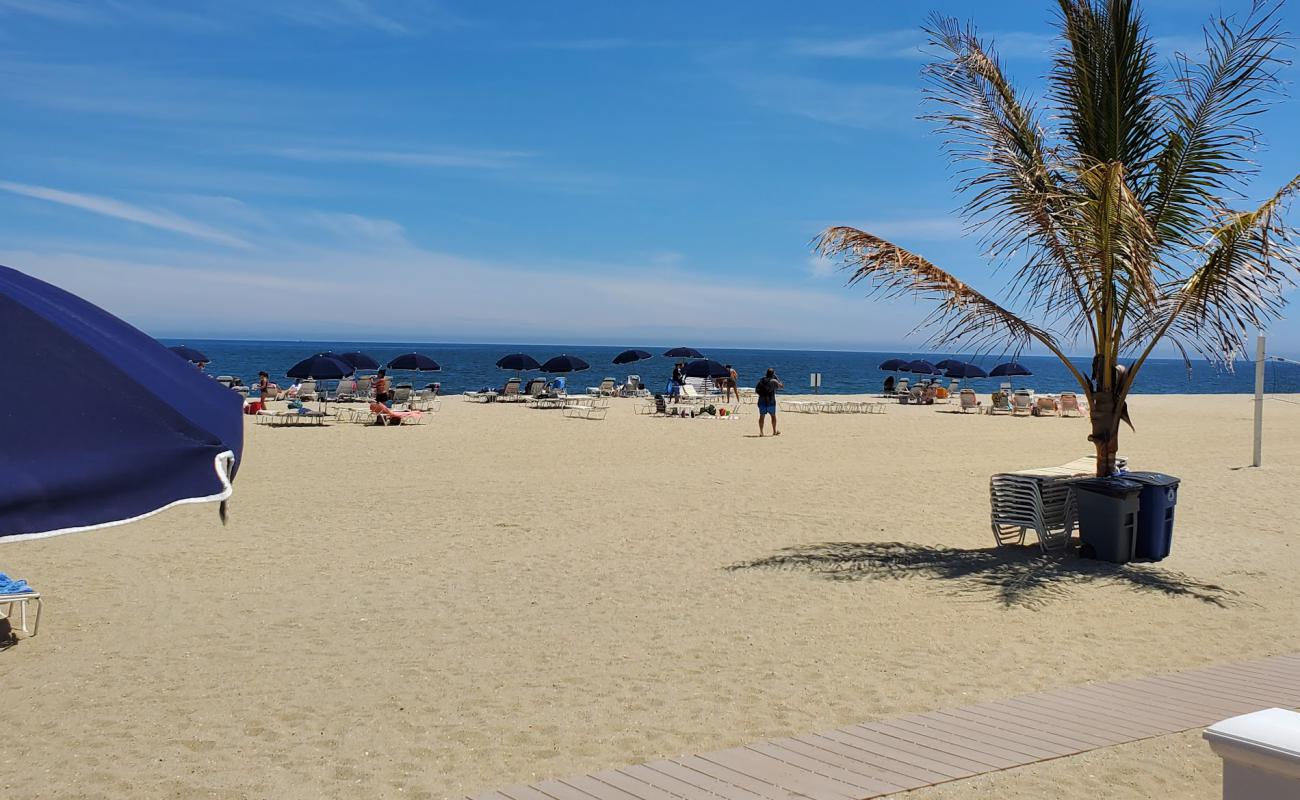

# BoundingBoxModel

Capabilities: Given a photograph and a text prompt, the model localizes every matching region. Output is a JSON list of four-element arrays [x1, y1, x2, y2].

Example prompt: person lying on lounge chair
[[369, 401, 422, 426]]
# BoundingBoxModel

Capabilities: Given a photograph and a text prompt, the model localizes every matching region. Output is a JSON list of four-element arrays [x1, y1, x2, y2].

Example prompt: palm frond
[[1129, 173, 1300, 370], [1147, 1, 1288, 248], [1052, 0, 1165, 184], [922, 15, 1097, 343], [815, 226, 1056, 355]]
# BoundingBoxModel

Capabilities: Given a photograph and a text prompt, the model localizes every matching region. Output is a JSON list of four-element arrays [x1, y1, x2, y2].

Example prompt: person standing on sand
[[724, 364, 739, 403], [756, 368, 783, 436], [373, 369, 392, 406], [670, 362, 685, 404]]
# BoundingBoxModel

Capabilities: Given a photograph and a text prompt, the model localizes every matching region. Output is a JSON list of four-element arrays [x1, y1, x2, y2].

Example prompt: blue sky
[[3, 0, 1299, 355]]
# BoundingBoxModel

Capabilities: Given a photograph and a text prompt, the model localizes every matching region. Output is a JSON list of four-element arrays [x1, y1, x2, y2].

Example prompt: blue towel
[[0, 572, 32, 594]]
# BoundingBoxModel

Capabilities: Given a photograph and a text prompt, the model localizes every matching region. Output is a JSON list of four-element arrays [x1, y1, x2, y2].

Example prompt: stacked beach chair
[[990, 456, 1128, 552]]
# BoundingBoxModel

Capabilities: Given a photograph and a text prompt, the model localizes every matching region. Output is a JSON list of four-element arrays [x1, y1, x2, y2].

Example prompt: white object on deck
[[1204, 707, 1300, 799]]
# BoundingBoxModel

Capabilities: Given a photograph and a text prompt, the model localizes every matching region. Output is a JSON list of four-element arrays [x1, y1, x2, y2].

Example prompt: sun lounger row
[[254, 410, 328, 426], [779, 400, 887, 414], [958, 388, 1087, 416], [991, 455, 1129, 551]]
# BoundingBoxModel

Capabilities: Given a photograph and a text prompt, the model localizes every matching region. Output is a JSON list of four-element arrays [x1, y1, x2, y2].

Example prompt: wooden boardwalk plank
[[474, 652, 1300, 800], [780, 735, 937, 789]]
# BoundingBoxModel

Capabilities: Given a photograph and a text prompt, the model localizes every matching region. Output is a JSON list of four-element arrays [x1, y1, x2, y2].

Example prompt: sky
[[3, 0, 1300, 355]]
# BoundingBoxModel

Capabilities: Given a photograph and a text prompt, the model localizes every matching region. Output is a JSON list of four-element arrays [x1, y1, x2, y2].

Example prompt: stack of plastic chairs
[[990, 456, 1128, 552]]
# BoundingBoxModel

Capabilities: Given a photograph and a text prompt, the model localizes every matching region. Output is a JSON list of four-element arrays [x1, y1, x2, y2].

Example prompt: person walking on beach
[[670, 361, 685, 404], [756, 368, 783, 436]]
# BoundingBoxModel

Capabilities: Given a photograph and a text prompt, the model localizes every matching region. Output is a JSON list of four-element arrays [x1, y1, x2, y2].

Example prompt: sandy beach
[[2, 392, 1298, 799]]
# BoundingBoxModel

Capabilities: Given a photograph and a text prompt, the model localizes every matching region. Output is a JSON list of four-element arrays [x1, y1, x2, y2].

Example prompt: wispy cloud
[[0, 180, 251, 248], [0, 0, 463, 34], [855, 216, 967, 242], [806, 255, 836, 278], [734, 74, 920, 130], [789, 29, 1056, 61], [267, 145, 530, 169], [530, 38, 681, 51]]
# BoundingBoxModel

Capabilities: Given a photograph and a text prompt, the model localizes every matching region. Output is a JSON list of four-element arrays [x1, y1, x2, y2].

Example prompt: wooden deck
[[469, 653, 1300, 800]]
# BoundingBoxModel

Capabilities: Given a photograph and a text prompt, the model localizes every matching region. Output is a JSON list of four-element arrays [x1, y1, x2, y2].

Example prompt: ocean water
[[159, 339, 1300, 396]]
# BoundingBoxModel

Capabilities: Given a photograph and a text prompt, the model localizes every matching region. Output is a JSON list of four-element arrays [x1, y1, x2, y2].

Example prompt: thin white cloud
[[789, 29, 1056, 61], [0, 181, 251, 248], [734, 74, 921, 130], [268, 145, 529, 169], [807, 255, 836, 278]]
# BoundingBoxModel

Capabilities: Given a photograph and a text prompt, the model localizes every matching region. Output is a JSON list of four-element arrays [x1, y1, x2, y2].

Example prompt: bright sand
[[2, 393, 1298, 800]]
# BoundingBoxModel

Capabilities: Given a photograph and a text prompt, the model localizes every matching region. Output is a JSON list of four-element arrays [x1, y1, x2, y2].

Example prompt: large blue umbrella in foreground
[[613, 349, 653, 365], [945, 362, 989, 379], [1, 265, 242, 542], [990, 361, 1033, 377], [387, 352, 440, 371], [340, 351, 380, 370], [168, 344, 209, 364], [683, 358, 730, 379], [879, 358, 909, 371], [663, 346, 705, 359], [540, 354, 590, 373], [496, 353, 541, 371], [905, 359, 938, 375]]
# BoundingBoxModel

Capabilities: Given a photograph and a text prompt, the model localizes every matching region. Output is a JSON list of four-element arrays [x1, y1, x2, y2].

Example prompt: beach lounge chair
[[391, 385, 413, 407], [368, 402, 426, 425], [0, 573, 40, 638], [989, 391, 1013, 415], [296, 380, 316, 401], [563, 397, 609, 420], [1035, 395, 1059, 416], [959, 388, 981, 413], [355, 376, 373, 399], [895, 378, 909, 397], [332, 379, 357, 402], [1059, 392, 1085, 417], [1011, 391, 1033, 416], [499, 377, 523, 401], [518, 377, 545, 398], [587, 377, 616, 396]]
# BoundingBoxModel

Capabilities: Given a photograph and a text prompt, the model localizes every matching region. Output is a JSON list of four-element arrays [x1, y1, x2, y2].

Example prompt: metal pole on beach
[[1253, 333, 1265, 468]]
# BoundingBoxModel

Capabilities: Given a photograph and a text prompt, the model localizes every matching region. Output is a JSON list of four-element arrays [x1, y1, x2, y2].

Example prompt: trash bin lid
[[1124, 471, 1180, 488], [1072, 476, 1143, 498]]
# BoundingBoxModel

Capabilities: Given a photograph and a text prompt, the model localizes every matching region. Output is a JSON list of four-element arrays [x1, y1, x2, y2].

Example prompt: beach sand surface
[[2, 393, 1297, 799]]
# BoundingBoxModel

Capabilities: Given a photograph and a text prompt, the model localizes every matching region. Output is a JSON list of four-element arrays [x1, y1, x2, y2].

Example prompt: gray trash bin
[[1072, 476, 1143, 563]]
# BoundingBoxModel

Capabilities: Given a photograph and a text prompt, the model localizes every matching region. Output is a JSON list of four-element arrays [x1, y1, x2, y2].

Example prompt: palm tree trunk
[[1088, 393, 1121, 476]]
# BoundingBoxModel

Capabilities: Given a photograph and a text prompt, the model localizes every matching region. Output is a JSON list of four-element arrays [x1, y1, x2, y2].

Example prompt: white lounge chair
[[959, 388, 981, 413], [563, 397, 609, 420], [1011, 391, 1033, 416], [587, 378, 617, 396], [0, 588, 41, 638], [1060, 392, 1085, 417]]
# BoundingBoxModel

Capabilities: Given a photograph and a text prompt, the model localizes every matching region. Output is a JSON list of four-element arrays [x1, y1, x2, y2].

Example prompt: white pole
[[1253, 333, 1266, 467]]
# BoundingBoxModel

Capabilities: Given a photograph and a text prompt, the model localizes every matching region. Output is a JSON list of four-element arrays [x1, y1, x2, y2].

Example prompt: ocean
[[158, 339, 1300, 396]]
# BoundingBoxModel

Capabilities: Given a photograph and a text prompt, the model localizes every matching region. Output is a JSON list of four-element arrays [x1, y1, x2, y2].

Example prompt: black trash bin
[[1072, 476, 1143, 563], [1125, 471, 1181, 561]]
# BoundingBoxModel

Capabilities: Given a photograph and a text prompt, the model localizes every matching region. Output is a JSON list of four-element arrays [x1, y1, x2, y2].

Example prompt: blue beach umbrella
[[683, 358, 730, 379], [168, 344, 209, 364], [663, 346, 705, 359], [944, 362, 989, 379], [340, 351, 380, 370], [990, 361, 1033, 377], [1, 265, 243, 542], [613, 349, 653, 365], [934, 358, 963, 371], [496, 353, 541, 371], [387, 352, 440, 371], [287, 354, 354, 380], [879, 358, 909, 371], [905, 359, 938, 375], [540, 354, 590, 373]]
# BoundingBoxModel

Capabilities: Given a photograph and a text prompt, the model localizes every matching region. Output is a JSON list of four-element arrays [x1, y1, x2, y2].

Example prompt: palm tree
[[816, 0, 1300, 476]]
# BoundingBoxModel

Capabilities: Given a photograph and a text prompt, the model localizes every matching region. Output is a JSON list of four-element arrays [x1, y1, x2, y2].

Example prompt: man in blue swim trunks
[[756, 368, 783, 436]]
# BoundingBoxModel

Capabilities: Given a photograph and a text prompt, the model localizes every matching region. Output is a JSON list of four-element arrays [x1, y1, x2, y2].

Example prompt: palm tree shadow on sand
[[726, 542, 1235, 609]]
